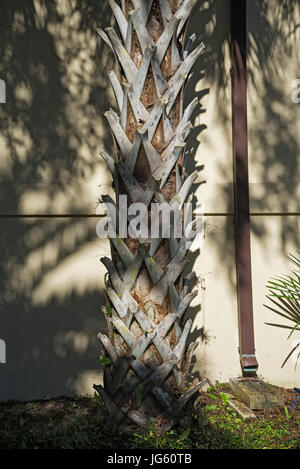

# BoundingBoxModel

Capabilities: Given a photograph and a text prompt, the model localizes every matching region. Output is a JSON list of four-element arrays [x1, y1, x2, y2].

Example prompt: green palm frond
[[264, 252, 300, 367], [287, 251, 300, 269]]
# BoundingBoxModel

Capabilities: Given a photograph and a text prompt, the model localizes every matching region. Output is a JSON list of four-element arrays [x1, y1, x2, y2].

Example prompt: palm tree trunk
[[94, 0, 205, 433]]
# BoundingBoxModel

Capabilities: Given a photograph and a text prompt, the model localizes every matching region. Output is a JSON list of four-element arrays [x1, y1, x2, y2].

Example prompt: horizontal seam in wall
[[0, 212, 300, 218], [0, 212, 299, 218], [250, 212, 300, 216]]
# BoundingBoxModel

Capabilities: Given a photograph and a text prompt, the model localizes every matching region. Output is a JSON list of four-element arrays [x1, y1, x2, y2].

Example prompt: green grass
[[0, 384, 299, 449]]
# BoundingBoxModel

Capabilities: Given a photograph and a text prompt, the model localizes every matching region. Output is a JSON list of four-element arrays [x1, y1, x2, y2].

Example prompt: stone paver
[[228, 398, 257, 420]]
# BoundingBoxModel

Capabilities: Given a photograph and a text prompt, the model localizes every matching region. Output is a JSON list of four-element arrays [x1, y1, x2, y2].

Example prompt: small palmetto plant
[[265, 252, 300, 367]]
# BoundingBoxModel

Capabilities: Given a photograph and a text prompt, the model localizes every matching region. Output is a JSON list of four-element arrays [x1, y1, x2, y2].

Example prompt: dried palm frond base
[[94, 369, 208, 433]]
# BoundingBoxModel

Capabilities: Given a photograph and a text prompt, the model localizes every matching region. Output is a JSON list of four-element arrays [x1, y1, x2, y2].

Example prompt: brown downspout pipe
[[231, 0, 258, 375]]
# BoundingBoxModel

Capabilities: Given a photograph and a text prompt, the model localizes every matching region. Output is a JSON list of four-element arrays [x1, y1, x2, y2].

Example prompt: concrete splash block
[[229, 378, 284, 410], [228, 399, 257, 420]]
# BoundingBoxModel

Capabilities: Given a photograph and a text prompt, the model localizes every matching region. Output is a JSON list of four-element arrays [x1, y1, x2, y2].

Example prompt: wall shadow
[[178, 0, 300, 383], [0, 0, 225, 399], [189, 0, 300, 294]]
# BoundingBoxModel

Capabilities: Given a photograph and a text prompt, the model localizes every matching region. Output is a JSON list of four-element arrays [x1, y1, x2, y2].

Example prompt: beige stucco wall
[[0, 1, 114, 400], [0, 0, 299, 400], [247, 0, 300, 388], [189, 0, 242, 384]]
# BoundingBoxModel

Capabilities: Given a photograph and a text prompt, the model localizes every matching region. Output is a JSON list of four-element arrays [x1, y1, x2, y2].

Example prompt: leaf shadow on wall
[[0, 0, 115, 400]]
